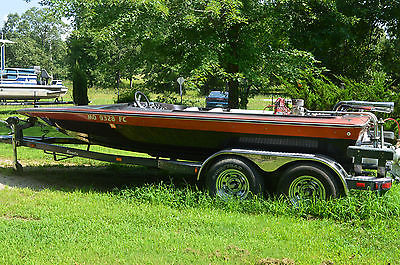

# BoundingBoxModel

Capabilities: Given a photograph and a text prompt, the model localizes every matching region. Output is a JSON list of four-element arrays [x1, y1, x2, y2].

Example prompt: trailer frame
[[0, 116, 394, 201]]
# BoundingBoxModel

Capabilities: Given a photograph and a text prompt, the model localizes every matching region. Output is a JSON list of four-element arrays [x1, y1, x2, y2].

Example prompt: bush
[[284, 70, 400, 114], [282, 70, 400, 135], [72, 61, 89, 106]]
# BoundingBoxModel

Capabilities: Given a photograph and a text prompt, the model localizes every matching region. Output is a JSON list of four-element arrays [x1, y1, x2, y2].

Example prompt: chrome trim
[[306, 111, 379, 146], [198, 149, 350, 194], [215, 168, 250, 199], [333, 101, 394, 113], [289, 175, 326, 204]]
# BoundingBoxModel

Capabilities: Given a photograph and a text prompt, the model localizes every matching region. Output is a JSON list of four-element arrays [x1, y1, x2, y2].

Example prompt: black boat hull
[[54, 119, 356, 169]]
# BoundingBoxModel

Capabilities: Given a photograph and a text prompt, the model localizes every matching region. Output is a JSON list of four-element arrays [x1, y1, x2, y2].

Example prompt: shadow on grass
[[0, 164, 200, 193], [2, 163, 400, 223]]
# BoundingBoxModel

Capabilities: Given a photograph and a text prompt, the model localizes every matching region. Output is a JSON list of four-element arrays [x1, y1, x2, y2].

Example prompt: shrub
[[284, 70, 400, 114], [72, 61, 89, 106]]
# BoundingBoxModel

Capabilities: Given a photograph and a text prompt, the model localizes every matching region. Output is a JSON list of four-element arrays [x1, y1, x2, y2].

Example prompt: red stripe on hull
[[21, 109, 368, 140]]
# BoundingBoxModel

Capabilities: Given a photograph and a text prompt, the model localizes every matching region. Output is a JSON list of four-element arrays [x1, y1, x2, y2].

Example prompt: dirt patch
[[1, 215, 41, 221], [226, 245, 249, 256], [320, 261, 334, 265], [0, 172, 52, 191], [0, 160, 78, 191], [257, 258, 295, 265], [184, 248, 200, 255]]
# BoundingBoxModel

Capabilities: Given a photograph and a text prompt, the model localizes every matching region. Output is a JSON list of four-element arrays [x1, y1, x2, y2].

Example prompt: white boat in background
[[0, 37, 68, 101]]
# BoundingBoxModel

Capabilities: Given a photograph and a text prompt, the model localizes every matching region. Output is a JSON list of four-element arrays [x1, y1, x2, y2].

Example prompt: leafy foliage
[[1, 7, 68, 79], [278, 0, 400, 83], [40, 0, 326, 108], [18, 0, 399, 111], [284, 69, 400, 120]]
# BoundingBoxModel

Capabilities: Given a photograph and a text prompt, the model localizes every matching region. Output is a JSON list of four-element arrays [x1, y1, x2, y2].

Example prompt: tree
[[41, 0, 154, 90], [42, 0, 320, 108], [381, 39, 400, 86], [1, 7, 69, 79], [41, 0, 399, 108], [277, 0, 400, 82], [137, 0, 308, 108]]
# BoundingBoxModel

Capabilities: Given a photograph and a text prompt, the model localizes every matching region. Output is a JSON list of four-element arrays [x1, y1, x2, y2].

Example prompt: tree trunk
[[116, 71, 121, 102], [227, 63, 239, 109], [116, 71, 120, 90], [227, 24, 240, 109]]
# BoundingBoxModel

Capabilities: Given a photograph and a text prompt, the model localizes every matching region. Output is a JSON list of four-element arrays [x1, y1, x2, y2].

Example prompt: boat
[[0, 38, 68, 101], [6, 92, 398, 201], [17, 92, 394, 172]]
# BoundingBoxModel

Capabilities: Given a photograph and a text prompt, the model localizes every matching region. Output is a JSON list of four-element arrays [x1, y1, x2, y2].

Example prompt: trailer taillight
[[356, 182, 366, 188], [382, 182, 392, 189], [375, 182, 392, 190]]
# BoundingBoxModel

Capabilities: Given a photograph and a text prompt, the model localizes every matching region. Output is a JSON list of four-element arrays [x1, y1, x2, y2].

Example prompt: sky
[[0, 0, 41, 28]]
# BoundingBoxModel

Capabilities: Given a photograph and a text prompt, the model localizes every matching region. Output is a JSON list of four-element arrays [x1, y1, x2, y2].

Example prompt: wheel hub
[[288, 175, 326, 204], [216, 169, 250, 199]]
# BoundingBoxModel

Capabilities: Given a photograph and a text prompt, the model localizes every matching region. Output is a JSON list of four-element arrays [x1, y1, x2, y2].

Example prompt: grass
[[1, 182, 400, 264], [0, 86, 399, 264]]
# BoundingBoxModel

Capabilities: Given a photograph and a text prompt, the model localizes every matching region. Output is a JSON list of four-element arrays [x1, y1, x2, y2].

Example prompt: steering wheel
[[134, 91, 151, 108]]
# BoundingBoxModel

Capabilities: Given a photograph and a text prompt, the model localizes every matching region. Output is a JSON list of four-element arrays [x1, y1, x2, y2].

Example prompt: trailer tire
[[277, 163, 338, 204], [206, 157, 264, 200]]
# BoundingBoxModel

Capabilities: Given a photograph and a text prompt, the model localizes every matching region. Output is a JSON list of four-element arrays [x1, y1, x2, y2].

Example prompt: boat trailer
[[0, 116, 201, 176], [0, 115, 396, 202], [0, 99, 73, 106]]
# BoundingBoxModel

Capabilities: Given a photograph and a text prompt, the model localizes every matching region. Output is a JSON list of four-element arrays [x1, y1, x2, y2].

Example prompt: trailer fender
[[197, 149, 350, 195]]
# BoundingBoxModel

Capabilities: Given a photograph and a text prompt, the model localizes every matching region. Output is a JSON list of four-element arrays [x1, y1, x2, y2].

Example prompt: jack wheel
[[13, 162, 23, 174]]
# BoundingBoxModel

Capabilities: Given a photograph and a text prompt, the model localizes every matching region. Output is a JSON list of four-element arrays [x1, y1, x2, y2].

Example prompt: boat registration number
[[87, 114, 127, 123]]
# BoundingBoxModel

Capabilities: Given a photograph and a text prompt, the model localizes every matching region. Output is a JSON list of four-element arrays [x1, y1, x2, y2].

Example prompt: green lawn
[[0, 87, 399, 264], [1, 182, 400, 264]]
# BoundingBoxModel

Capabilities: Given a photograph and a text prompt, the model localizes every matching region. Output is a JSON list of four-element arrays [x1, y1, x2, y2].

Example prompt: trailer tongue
[[0, 98, 398, 203]]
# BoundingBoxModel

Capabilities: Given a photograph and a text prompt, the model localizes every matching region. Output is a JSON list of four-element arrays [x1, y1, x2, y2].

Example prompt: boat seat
[[41, 69, 52, 79], [41, 69, 52, 85]]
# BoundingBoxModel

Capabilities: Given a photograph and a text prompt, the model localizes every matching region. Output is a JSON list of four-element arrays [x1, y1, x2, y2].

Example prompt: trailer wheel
[[277, 164, 338, 204], [206, 157, 264, 200]]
